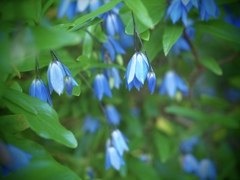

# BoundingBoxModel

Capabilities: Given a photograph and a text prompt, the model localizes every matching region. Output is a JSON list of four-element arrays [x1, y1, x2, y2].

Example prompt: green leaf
[[3, 88, 77, 148], [208, 114, 239, 129], [200, 57, 222, 75], [69, 17, 102, 32], [140, 30, 150, 41], [200, 95, 230, 110], [124, 0, 154, 29], [162, 24, 184, 56], [229, 76, 240, 88], [165, 105, 204, 121], [0, 115, 29, 133], [82, 32, 93, 58], [70, 0, 122, 30], [195, 20, 240, 45]]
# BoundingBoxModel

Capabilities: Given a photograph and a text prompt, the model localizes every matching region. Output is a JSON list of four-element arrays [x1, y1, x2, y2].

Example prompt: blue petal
[[57, 0, 71, 19], [106, 12, 116, 37], [105, 105, 121, 126], [90, 0, 102, 12], [108, 37, 125, 55], [94, 74, 104, 100], [77, 0, 89, 12], [196, 159, 217, 180], [135, 53, 148, 84], [66, 2, 76, 20], [182, 154, 199, 174], [112, 129, 129, 156], [147, 71, 156, 94], [103, 40, 116, 61], [165, 71, 178, 98], [107, 147, 121, 170], [133, 77, 143, 91], [125, 53, 137, 84], [64, 76, 73, 95], [103, 74, 112, 98], [111, 68, 122, 89], [170, 1, 183, 23]]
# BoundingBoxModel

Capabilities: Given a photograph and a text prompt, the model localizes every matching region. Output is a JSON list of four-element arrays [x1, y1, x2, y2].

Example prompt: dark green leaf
[[195, 20, 240, 45], [163, 24, 184, 56], [3, 88, 77, 148], [200, 57, 222, 75]]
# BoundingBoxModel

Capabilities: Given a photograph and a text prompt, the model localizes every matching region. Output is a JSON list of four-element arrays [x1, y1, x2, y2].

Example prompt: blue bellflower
[[77, 0, 102, 13], [93, 74, 112, 100], [111, 129, 129, 156], [105, 105, 121, 126], [180, 136, 199, 153], [223, 7, 240, 28], [159, 70, 188, 98], [47, 60, 78, 96], [102, 10, 124, 37], [182, 154, 199, 174], [147, 71, 156, 94], [0, 143, 32, 176], [29, 78, 52, 106], [104, 68, 122, 89], [82, 115, 100, 134], [200, 0, 219, 21], [58, 0, 77, 20], [165, 0, 198, 25], [105, 139, 125, 171], [103, 36, 125, 61], [196, 159, 217, 180], [125, 52, 149, 91]]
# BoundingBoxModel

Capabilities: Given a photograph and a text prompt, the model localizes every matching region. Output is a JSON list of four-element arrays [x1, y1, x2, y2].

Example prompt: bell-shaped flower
[[165, 0, 199, 25], [111, 129, 129, 156], [105, 105, 121, 126], [103, 36, 125, 61], [104, 67, 122, 89], [180, 136, 199, 153], [119, 32, 134, 49], [0, 142, 32, 176], [147, 71, 156, 94], [102, 10, 124, 37], [93, 74, 112, 100], [47, 60, 78, 96], [77, 0, 102, 13], [223, 7, 240, 28], [29, 78, 52, 105], [182, 154, 199, 174], [196, 159, 217, 180], [105, 140, 125, 171], [200, 0, 219, 21], [125, 52, 149, 91], [159, 70, 188, 98], [82, 115, 100, 134], [58, 0, 77, 20]]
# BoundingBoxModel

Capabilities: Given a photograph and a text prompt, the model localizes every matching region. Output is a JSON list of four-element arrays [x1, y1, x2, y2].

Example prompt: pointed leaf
[[200, 57, 222, 75]]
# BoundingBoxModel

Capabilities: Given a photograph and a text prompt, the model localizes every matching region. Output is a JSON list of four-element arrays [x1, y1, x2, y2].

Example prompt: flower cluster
[[180, 137, 217, 179], [29, 51, 78, 105], [0, 142, 32, 176], [165, 0, 219, 24]]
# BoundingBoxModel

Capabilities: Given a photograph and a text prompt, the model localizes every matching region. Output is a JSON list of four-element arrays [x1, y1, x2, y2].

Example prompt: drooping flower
[[223, 6, 240, 28], [47, 60, 78, 96], [82, 115, 100, 134], [57, 0, 77, 20], [105, 105, 121, 126], [200, 0, 219, 21], [105, 139, 125, 171], [165, 0, 199, 25], [77, 0, 102, 13], [147, 71, 156, 94], [125, 52, 149, 91], [119, 32, 134, 49], [182, 154, 199, 174], [111, 129, 129, 156], [159, 70, 188, 98], [196, 159, 217, 180], [180, 136, 199, 153], [93, 74, 112, 100], [29, 78, 52, 105], [102, 10, 124, 37], [104, 68, 122, 89], [103, 36, 125, 61], [0, 142, 32, 176]]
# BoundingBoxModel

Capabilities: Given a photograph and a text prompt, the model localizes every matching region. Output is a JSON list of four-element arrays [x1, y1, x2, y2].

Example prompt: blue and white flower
[[182, 154, 199, 174], [77, 0, 102, 13], [196, 159, 217, 180], [104, 67, 122, 89], [200, 0, 219, 21], [125, 52, 149, 91], [57, 0, 77, 20], [93, 74, 112, 100], [47, 60, 78, 96], [159, 70, 188, 98], [105, 105, 121, 126], [147, 71, 156, 94], [82, 115, 100, 134], [111, 129, 129, 156], [29, 78, 52, 105]]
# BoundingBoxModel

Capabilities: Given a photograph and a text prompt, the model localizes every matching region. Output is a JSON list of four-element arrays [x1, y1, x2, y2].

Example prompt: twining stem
[[131, 12, 153, 72]]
